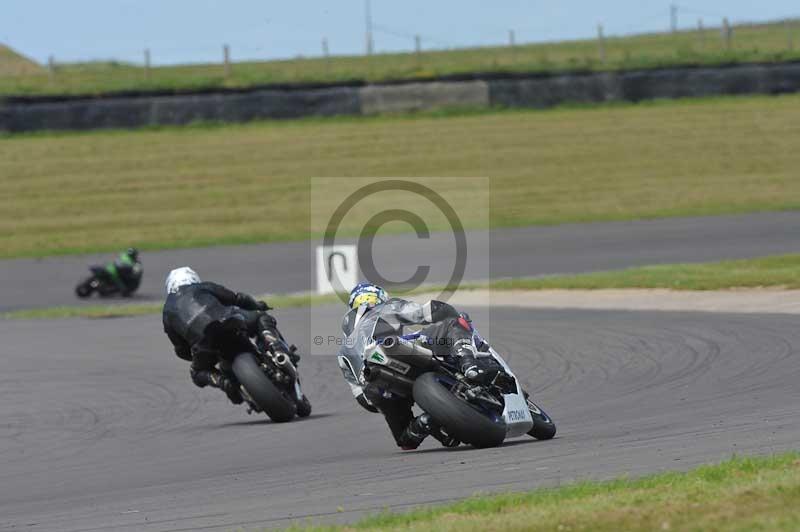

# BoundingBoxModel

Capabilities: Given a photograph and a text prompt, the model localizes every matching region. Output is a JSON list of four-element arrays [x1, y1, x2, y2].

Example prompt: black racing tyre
[[413, 372, 506, 448], [526, 398, 557, 440], [231, 352, 296, 422], [75, 284, 92, 298], [296, 395, 312, 418], [75, 279, 93, 298]]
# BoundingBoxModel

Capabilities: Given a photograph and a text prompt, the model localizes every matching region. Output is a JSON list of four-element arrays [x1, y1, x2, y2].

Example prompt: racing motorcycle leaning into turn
[[338, 307, 556, 448], [224, 319, 312, 422]]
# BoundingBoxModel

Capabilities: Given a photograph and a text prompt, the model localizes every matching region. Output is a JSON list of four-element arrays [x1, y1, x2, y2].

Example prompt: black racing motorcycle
[[75, 264, 142, 298], [75, 266, 123, 298], [223, 322, 311, 422]]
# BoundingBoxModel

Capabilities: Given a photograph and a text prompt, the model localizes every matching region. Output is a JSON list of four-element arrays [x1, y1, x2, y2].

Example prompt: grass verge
[[6, 254, 800, 320], [491, 254, 800, 291], [3, 93, 800, 258], [287, 452, 800, 531], [3, 20, 800, 96], [1, 292, 340, 321]]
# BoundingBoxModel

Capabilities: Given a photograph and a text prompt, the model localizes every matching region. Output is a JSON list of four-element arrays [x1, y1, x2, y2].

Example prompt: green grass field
[[0, 292, 340, 321], [2, 93, 800, 259], [288, 452, 800, 532], [492, 254, 800, 291], [7, 254, 800, 321], [2, 20, 800, 96]]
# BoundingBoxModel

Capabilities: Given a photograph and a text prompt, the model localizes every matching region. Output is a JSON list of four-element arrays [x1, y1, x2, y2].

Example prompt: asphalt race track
[[4, 211, 800, 311], [1, 305, 799, 531]]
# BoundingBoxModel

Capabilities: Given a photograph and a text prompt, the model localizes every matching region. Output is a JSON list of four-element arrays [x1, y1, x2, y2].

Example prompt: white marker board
[[316, 245, 358, 295]]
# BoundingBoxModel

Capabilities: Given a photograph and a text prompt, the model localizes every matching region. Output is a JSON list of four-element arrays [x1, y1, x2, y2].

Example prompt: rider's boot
[[197, 368, 244, 405], [419, 413, 460, 448], [429, 423, 461, 448], [398, 413, 459, 449], [398, 414, 432, 450]]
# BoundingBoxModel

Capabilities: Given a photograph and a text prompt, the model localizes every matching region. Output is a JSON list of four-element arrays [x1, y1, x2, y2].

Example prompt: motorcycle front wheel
[[526, 397, 557, 440], [231, 352, 296, 422], [413, 372, 506, 448]]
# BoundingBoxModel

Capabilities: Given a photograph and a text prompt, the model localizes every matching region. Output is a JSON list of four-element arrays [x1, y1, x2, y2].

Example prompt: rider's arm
[[204, 282, 267, 311], [234, 292, 268, 312], [384, 299, 460, 327], [164, 323, 192, 361]]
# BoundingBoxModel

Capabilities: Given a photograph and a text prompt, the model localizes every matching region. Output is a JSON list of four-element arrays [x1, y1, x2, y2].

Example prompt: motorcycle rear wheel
[[296, 395, 312, 418], [231, 352, 296, 422], [413, 372, 506, 448]]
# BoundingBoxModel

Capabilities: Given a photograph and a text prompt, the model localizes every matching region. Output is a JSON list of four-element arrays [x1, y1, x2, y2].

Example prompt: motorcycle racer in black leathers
[[341, 283, 502, 450], [162, 267, 298, 405]]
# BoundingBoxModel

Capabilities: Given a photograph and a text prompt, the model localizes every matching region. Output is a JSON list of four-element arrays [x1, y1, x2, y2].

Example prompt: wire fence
[[1, 10, 799, 97]]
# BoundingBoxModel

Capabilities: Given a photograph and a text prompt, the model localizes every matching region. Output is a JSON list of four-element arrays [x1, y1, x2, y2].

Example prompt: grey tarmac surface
[[1, 305, 799, 531], [4, 211, 800, 312]]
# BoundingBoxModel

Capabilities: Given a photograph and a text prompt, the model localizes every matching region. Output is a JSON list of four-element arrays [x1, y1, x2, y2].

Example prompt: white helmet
[[165, 267, 201, 295]]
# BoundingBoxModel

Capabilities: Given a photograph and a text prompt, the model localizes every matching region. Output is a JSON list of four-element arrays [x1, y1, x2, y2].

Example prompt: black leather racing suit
[[162, 282, 278, 402]]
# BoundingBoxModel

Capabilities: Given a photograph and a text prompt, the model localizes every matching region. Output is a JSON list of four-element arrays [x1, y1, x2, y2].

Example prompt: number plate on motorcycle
[[369, 351, 411, 375], [385, 358, 411, 375]]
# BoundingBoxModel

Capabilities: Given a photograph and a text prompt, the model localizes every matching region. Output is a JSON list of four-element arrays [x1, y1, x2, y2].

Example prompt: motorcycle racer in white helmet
[[162, 267, 303, 408]]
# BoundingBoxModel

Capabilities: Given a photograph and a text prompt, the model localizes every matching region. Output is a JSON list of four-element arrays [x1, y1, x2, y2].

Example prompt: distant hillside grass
[[0, 44, 43, 77], [2, 19, 800, 97]]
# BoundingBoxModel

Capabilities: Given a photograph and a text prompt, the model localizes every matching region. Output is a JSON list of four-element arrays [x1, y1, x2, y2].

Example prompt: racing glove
[[234, 292, 270, 312]]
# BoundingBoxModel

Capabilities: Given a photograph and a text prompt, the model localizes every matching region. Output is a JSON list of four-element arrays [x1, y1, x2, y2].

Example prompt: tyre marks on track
[[0, 307, 799, 531]]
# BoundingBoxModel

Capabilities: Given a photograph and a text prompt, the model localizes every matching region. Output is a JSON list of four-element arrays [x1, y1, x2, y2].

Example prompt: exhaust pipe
[[382, 336, 436, 369], [273, 352, 297, 380], [362, 365, 415, 392]]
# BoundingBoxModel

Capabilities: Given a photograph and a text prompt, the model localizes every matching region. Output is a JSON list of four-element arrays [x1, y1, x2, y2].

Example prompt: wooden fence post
[[670, 4, 678, 34], [322, 38, 331, 74], [697, 19, 705, 50], [223, 44, 231, 78], [722, 18, 732, 51], [597, 24, 606, 63]]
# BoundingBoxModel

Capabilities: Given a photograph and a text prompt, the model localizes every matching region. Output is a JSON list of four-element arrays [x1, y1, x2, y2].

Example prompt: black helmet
[[126, 247, 139, 261]]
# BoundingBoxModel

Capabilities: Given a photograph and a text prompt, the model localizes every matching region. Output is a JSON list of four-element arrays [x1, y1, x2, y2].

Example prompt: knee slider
[[190, 368, 211, 388]]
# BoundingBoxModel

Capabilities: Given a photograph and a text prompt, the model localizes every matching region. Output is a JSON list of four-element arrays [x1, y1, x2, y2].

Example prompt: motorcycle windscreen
[[338, 310, 381, 385]]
